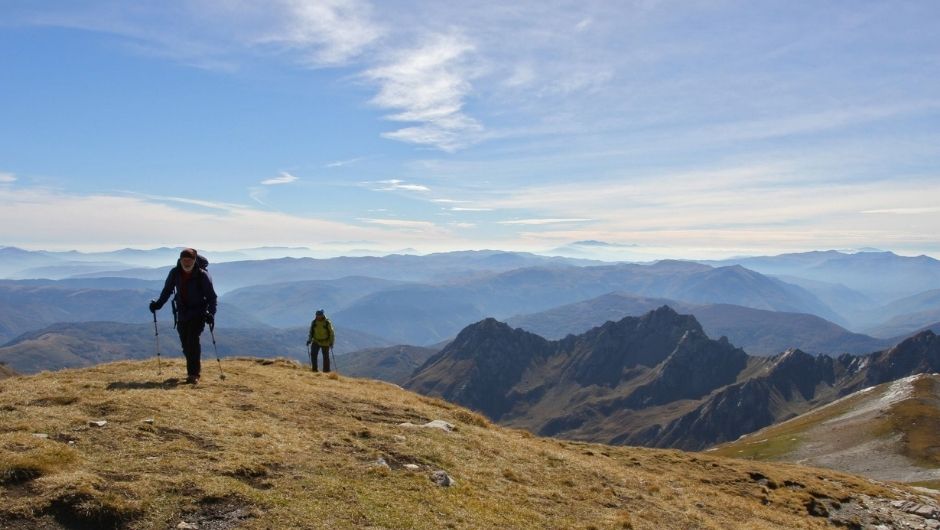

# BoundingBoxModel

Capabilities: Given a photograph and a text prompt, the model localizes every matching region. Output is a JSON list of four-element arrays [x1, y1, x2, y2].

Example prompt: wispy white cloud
[[325, 157, 366, 168], [370, 179, 430, 192], [862, 207, 940, 215], [14, 1, 382, 70], [130, 192, 250, 212], [252, 0, 383, 65], [358, 218, 433, 227], [0, 186, 477, 252], [0, 172, 16, 183], [365, 32, 483, 151], [261, 171, 299, 185], [449, 207, 491, 211], [498, 218, 593, 225]]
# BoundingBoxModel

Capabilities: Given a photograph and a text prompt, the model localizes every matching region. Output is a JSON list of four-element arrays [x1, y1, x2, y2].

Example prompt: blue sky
[[1, 1, 939, 259]]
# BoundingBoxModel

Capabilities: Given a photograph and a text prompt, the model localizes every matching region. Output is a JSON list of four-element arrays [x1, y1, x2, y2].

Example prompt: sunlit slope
[[710, 373, 940, 488], [1, 358, 938, 529]]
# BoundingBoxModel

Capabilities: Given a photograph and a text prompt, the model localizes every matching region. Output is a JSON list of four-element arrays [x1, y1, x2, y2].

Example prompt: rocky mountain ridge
[[407, 307, 940, 451]]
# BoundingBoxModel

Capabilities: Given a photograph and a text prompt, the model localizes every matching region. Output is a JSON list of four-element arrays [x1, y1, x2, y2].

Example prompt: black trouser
[[177, 318, 205, 377], [311, 344, 331, 372]]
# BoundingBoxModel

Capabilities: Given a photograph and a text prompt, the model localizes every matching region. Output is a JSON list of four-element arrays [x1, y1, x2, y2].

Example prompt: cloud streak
[[261, 172, 299, 185], [365, 32, 483, 151], [369, 179, 430, 192]]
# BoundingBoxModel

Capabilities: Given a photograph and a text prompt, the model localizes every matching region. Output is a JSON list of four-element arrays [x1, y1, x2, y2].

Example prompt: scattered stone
[[911, 504, 938, 518], [88, 420, 108, 427], [142, 418, 154, 424], [424, 420, 455, 432], [404, 464, 421, 471], [393, 435, 407, 442], [431, 470, 455, 487], [32, 433, 49, 439], [371, 457, 391, 470], [176, 522, 198, 529], [399, 420, 455, 432]]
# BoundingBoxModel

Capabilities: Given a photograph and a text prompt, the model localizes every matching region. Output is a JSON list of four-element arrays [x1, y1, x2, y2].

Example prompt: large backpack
[[193, 249, 209, 270]]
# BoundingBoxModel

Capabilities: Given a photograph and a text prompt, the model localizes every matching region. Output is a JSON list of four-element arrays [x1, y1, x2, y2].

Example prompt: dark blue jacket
[[153, 260, 218, 323]]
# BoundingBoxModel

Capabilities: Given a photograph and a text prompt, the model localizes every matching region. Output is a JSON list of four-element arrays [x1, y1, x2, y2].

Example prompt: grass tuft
[[452, 409, 490, 428]]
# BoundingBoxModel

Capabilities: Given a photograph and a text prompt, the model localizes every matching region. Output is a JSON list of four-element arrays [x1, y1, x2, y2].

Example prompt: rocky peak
[[566, 306, 704, 386], [866, 330, 940, 385], [763, 348, 834, 401], [406, 318, 552, 420], [622, 328, 749, 408]]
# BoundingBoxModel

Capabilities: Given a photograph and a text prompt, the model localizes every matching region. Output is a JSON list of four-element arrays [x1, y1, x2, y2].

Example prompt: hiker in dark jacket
[[306, 309, 335, 372], [149, 248, 217, 384]]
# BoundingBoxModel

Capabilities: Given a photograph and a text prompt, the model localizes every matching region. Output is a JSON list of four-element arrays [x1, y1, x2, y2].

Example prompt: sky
[[1, 0, 939, 260]]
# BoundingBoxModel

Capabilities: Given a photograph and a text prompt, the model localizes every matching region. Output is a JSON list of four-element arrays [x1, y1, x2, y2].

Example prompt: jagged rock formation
[[407, 307, 940, 450]]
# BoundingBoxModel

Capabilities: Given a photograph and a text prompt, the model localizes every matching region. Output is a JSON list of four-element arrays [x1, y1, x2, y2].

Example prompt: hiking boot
[[186, 375, 199, 385]]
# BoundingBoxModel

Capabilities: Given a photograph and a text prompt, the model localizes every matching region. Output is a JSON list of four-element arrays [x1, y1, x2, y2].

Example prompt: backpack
[[193, 250, 209, 270]]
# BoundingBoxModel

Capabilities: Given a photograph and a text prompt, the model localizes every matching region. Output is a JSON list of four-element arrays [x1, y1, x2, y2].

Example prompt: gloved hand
[[149, 300, 158, 313], [306, 340, 311, 346], [204, 312, 214, 329]]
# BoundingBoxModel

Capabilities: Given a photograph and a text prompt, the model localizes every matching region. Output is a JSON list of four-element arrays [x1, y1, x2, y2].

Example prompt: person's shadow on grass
[[106, 378, 182, 390]]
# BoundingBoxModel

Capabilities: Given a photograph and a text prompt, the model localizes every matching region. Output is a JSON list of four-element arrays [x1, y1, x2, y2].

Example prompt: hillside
[[0, 322, 391, 374], [2, 359, 939, 529], [710, 374, 940, 488], [408, 308, 940, 451], [506, 293, 891, 355], [341, 345, 439, 384], [0, 363, 15, 379]]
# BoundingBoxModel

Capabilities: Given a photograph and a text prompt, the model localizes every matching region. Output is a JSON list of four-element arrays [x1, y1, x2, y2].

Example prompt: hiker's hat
[[316, 309, 325, 316], [180, 248, 196, 259]]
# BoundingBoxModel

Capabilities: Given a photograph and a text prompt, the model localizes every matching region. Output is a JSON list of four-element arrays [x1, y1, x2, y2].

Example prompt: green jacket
[[308, 317, 335, 347]]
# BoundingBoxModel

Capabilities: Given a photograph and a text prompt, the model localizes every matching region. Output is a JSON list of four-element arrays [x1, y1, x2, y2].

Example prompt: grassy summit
[[0, 358, 936, 529]]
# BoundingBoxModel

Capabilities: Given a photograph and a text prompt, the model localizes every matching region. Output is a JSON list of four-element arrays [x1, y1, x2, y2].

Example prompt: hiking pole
[[209, 323, 225, 381], [151, 308, 162, 375], [308, 343, 315, 372], [330, 346, 338, 373]]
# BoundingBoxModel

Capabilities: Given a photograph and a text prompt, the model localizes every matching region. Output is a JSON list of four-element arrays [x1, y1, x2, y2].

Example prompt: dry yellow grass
[[0, 358, 931, 529]]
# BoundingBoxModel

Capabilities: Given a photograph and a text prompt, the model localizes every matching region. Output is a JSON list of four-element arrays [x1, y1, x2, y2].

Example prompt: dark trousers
[[311, 344, 331, 372], [177, 318, 205, 377]]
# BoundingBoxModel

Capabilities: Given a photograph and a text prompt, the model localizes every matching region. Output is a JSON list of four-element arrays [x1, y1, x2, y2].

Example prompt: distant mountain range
[[219, 260, 843, 345], [506, 292, 896, 355], [3, 248, 940, 360], [0, 282, 267, 344], [66, 250, 602, 292], [406, 307, 940, 450], [0, 321, 391, 374], [704, 250, 940, 301]]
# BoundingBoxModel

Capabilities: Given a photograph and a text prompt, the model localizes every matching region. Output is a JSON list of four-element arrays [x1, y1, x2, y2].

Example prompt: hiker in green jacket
[[306, 309, 335, 372]]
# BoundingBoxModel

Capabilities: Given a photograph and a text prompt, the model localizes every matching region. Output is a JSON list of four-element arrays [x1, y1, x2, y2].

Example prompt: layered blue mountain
[[406, 307, 940, 450], [705, 250, 940, 301], [506, 292, 894, 355], [220, 261, 840, 345]]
